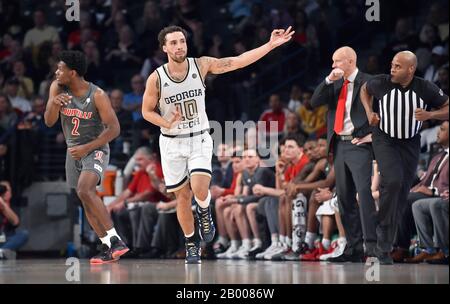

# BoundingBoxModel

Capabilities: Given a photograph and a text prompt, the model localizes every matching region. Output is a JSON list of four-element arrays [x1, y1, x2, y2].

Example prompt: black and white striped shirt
[[366, 75, 448, 139]]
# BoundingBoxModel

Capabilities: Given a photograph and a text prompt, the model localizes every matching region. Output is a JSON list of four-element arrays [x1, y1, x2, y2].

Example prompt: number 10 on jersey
[[174, 99, 198, 121]]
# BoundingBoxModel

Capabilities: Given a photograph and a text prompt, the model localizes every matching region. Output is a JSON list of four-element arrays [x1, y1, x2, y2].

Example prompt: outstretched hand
[[269, 26, 295, 49]]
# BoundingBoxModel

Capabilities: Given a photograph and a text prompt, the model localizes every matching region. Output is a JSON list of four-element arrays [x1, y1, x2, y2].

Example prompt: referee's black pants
[[372, 128, 421, 253]]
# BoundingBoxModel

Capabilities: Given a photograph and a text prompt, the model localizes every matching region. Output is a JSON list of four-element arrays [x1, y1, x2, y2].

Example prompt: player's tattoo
[[215, 58, 233, 73]]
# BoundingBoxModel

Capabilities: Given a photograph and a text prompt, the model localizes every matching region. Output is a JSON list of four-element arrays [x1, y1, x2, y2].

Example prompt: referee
[[360, 51, 449, 264]]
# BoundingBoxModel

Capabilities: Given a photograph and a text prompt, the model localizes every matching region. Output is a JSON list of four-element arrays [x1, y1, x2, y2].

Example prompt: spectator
[[210, 143, 233, 188], [12, 60, 34, 99], [107, 147, 167, 253], [105, 26, 143, 88], [297, 90, 327, 138], [254, 134, 309, 260], [213, 153, 244, 254], [391, 121, 448, 263], [123, 74, 145, 122], [23, 9, 60, 68], [3, 77, 31, 113], [259, 94, 288, 135], [0, 181, 29, 259], [423, 45, 448, 83], [109, 89, 133, 154], [287, 84, 302, 112], [410, 193, 448, 264], [436, 66, 449, 95], [0, 93, 18, 131], [67, 12, 100, 50], [140, 47, 166, 79]]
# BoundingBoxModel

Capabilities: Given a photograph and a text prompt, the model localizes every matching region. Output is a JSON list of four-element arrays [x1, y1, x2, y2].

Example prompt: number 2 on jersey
[[71, 117, 80, 136]]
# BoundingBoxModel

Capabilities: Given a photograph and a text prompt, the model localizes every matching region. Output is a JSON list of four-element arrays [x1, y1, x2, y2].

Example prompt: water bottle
[[115, 169, 123, 196], [292, 193, 307, 252]]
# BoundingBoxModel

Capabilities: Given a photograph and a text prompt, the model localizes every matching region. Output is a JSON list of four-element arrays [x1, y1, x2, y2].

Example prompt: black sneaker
[[196, 205, 216, 243], [185, 239, 202, 264], [247, 246, 263, 260], [90, 244, 116, 264], [110, 236, 129, 260]]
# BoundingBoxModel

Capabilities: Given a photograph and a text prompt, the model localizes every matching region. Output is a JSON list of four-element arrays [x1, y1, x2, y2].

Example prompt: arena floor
[[0, 259, 448, 284]]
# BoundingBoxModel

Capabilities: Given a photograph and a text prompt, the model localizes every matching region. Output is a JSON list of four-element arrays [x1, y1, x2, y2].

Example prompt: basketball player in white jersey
[[142, 25, 294, 263]]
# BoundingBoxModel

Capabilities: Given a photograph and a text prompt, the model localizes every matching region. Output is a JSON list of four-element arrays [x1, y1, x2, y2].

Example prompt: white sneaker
[[264, 243, 286, 260], [255, 242, 278, 260], [320, 240, 346, 261], [216, 245, 239, 259], [230, 245, 251, 260]]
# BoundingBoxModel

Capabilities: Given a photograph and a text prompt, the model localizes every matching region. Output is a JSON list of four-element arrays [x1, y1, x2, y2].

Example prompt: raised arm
[[44, 80, 71, 127], [142, 71, 181, 128], [197, 26, 294, 76]]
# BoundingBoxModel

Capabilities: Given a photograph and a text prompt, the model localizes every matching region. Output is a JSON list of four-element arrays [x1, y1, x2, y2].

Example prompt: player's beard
[[171, 53, 187, 63]]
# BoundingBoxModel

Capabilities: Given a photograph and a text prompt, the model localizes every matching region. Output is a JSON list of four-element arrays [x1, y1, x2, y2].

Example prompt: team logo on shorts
[[94, 164, 103, 172], [94, 151, 104, 163]]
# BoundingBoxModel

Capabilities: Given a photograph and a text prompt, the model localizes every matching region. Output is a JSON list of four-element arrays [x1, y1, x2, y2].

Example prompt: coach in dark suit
[[311, 46, 378, 262]]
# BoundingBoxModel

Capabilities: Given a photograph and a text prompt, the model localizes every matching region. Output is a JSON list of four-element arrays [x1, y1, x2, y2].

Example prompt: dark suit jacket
[[412, 150, 449, 195], [311, 71, 373, 150]]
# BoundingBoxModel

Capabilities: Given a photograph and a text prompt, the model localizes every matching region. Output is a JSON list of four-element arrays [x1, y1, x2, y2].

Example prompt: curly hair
[[58, 50, 87, 77], [157, 25, 188, 49]]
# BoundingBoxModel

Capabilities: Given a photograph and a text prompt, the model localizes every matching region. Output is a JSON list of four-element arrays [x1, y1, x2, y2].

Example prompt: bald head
[[332, 46, 357, 78], [391, 50, 417, 86], [395, 51, 417, 70]]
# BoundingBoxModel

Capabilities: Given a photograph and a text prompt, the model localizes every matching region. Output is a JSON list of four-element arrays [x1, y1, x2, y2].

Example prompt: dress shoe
[[425, 252, 449, 265], [404, 251, 433, 263], [390, 248, 409, 263], [375, 252, 394, 265]]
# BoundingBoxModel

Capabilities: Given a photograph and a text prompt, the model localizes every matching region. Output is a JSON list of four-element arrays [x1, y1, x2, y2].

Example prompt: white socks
[[253, 238, 262, 248], [242, 238, 252, 249], [271, 234, 279, 244], [230, 240, 240, 249], [185, 231, 195, 238], [100, 228, 121, 247], [322, 238, 331, 250], [218, 236, 229, 247], [286, 237, 292, 248], [280, 235, 286, 246], [195, 191, 211, 209]]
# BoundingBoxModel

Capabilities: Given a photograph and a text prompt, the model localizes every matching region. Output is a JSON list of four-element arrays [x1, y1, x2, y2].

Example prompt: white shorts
[[159, 131, 213, 193]]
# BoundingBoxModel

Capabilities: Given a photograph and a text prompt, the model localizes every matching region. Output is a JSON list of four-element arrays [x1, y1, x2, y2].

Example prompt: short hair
[[58, 50, 87, 77], [158, 25, 188, 49], [283, 134, 304, 148]]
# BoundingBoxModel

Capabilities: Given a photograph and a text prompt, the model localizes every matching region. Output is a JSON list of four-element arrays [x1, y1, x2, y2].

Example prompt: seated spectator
[[123, 74, 145, 122], [287, 84, 302, 112], [0, 93, 18, 131], [259, 94, 288, 135], [285, 137, 336, 259], [297, 90, 327, 138], [12, 60, 34, 99], [213, 153, 244, 255], [392, 121, 448, 262], [436, 66, 449, 96], [210, 143, 233, 188], [22, 9, 59, 69], [281, 110, 307, 141], [107, 147, 167, 254], [252, 134, 309, 260], [217, 149, 275, 259], [409, 192, 448, 265], [423, 45, 447, 83], [109, 89, 133, 160], [3, 77, 31, 113], [0, 181, 29, 259]]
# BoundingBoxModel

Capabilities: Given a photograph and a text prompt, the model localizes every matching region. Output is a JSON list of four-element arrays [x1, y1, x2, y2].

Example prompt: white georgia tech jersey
[[156, 57, 209, 136]]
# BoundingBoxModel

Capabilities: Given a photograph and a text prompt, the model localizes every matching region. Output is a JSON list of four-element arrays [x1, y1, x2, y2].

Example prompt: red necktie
[[334, 79, 350, 134]]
